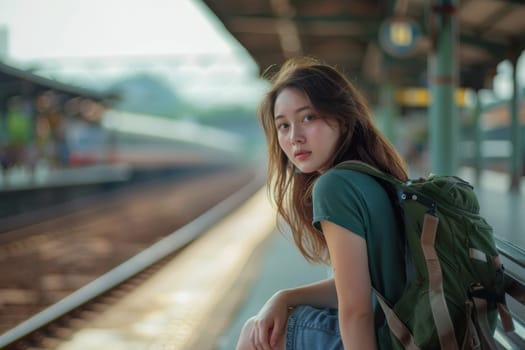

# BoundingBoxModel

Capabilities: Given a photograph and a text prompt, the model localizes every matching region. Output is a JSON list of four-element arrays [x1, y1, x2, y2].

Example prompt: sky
[[0, 0, 267, 107]]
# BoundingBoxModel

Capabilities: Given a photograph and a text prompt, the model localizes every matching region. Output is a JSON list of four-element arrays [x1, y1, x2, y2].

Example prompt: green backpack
[[336, 160, 514, 350]]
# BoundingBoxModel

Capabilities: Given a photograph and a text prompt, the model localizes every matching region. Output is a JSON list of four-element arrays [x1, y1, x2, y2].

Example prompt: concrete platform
[[216, 231, 327, 350]]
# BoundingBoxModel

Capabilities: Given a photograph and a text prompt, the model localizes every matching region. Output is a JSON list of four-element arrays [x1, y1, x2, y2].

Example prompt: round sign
[[379, 16, 421, 57]]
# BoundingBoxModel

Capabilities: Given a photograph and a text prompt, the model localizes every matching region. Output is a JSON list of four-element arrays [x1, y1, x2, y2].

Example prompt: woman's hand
[[249, 291, 290, 350], [236, 279, 337, 350]]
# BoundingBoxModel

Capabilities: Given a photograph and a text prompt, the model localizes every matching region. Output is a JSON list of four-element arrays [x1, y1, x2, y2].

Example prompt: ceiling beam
[[270, 0, 303, 57], [227, 16, 371, 36], [224, 13, 383, 25], [476, 3, 515, 36]]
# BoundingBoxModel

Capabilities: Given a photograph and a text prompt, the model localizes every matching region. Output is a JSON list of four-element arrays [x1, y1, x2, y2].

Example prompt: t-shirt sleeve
[[312, 169, 369, 238]]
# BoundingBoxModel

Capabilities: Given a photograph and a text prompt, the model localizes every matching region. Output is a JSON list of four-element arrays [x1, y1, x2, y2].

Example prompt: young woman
[[236, 57, 409, 350]]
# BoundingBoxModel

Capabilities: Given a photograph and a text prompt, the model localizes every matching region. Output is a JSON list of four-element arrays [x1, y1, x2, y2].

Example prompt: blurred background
[[0, 1, 524, 349], [0, 0, 523, 195], [0, 0, 271, 222]]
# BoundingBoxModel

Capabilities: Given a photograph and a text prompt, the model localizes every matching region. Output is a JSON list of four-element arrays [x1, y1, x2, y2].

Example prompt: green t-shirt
[[312, 168, 406, 349]]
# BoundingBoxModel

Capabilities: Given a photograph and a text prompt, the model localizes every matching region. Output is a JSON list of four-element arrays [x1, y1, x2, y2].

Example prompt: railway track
[[0, 163, 264, 349]]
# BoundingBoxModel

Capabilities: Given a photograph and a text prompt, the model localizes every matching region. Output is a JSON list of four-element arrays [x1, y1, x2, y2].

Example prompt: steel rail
[[0, 169, 265, 349]]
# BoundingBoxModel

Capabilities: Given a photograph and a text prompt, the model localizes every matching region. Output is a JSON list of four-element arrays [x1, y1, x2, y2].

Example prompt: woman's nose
[[290, 125, 305, 144]]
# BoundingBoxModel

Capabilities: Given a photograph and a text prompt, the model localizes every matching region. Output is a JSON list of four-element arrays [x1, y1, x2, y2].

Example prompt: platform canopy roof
[[0, 61, 117, 103], [201, 0, 525, 101]]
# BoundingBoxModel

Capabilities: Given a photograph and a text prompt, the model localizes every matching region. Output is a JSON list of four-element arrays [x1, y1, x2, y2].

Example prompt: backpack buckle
[[400, 191, 437, 211]]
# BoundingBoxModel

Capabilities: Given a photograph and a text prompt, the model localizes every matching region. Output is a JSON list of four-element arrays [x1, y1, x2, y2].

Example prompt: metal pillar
[[509, 54, 523, 191], [428, 0, 458, 175], [379, 80, 397, 145], [472, 90, 483, 187], [0, 93, 7, 146]]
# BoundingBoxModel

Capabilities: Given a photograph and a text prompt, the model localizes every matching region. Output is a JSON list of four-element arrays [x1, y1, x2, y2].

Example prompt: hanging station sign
[[379, 16, 421, 57]]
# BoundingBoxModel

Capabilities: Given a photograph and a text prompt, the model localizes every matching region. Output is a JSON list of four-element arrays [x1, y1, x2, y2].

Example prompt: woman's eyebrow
[[274, 105, 312, 120]]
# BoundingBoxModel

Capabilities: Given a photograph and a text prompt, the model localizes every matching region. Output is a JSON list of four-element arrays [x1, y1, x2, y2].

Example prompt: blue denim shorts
[[286, 305, 343, 350]]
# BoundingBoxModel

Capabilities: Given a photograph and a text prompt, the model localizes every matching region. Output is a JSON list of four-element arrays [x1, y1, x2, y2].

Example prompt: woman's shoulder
[[315, 167, 380, 193], [314, 167, 391, 210]]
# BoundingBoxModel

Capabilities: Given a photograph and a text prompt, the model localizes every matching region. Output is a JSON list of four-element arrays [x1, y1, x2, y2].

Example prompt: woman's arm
[[276, 277, 338, 309], [321, 220, 377, 350]]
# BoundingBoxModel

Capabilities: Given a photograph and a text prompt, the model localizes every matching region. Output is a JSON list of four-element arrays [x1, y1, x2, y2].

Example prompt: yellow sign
[[396, 87, 467, 107], [390, 22, 413, 46], [379, 16, 421, 57]]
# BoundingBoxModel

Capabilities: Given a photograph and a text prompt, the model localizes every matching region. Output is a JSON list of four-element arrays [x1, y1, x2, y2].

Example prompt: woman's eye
[[277, 123, 289, 130], [304, 115, 315, 122]]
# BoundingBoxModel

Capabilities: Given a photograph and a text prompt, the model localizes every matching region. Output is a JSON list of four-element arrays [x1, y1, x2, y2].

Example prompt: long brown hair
[[258, 57, 408, 264]]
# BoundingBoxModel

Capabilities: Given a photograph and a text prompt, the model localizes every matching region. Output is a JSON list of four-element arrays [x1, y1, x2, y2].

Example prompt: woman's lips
[[294, 151, 311, 161]]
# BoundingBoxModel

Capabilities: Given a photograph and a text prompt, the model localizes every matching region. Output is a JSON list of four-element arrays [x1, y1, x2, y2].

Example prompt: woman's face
[[274, 87, 341, 174]]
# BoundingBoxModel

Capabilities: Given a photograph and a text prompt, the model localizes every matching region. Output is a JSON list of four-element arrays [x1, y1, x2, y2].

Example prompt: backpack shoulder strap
[[335, 160, 404, 187]]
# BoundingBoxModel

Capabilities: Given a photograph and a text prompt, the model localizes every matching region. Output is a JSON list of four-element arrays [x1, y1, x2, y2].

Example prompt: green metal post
[[0, 92, 7, 146], [428, 0, 458, 175], [380, 81, 397, 146], [472, 90, 482, 187], [509, 54, 522, 191]]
